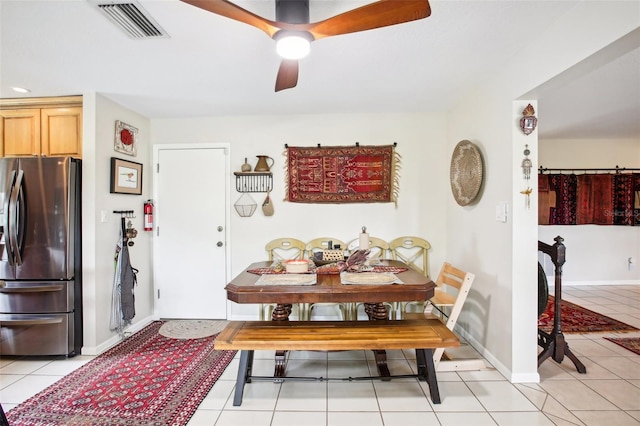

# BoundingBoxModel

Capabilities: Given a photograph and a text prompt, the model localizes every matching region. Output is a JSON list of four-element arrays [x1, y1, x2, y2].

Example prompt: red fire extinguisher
[[144, 200, 153, 231]]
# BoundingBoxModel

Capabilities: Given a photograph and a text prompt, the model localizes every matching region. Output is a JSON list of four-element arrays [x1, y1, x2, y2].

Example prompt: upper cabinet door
[[0, 109, 41, 157], [40, 107, 82, 158]]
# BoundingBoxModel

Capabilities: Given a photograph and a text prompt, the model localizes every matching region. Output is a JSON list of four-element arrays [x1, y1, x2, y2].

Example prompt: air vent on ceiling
[[96, 1, 168, 39]]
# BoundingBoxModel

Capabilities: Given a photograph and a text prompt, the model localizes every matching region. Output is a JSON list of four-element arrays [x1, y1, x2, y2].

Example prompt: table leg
[[365, 302, 392, 379], [271, 304, 291, 380]]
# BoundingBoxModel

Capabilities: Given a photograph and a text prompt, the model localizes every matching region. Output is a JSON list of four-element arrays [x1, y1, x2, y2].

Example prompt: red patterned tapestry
[[576, 174, 613, 225], [539, 173, 640, 226], [285, 145, 399, 204], [6, 321, 235, 426]]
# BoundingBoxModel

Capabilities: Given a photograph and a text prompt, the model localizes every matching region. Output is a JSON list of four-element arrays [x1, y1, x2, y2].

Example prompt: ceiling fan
[[181, 0, 431, 92]]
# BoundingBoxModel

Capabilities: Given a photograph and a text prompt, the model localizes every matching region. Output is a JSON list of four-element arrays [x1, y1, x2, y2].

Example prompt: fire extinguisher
[[144, 200, 153, 231]]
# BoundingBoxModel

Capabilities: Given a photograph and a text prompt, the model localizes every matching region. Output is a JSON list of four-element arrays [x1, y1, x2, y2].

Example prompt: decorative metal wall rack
[[234, 172, 273, 193]]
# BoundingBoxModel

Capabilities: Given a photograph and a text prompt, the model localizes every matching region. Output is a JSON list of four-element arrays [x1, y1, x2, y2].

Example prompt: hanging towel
[[110, 223, 138, 337], [119, 243, 137, 322], [110, 229, 125, 335]]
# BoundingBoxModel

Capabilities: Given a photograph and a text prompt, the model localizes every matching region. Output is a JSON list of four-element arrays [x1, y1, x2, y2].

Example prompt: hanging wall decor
[[110, 157, 143, 195], [285, 144, 399, 204], [520, 104, 537, 135], [538, 170, 640, 226], [450, 140, 484, 206], [114, 120, 138, 156], [521, 144, 533, 209]]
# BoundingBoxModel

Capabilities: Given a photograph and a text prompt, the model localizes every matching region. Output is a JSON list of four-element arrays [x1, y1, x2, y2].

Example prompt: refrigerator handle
[[8, 170, 24, 265], [15, 170, 26, 262], [4, 171, 17, 266]]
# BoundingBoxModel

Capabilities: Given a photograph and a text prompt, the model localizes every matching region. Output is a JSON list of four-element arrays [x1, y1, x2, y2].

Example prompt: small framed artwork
[[114, 120, 138, 156], [519, 103, 538, 135], [110, 157, 143, 195]]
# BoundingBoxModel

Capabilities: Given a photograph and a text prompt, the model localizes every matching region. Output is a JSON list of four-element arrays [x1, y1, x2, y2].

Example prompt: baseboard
[[452, 326, 505, 374], [548, 279, 640, 286], [81, 315, 155, 356]]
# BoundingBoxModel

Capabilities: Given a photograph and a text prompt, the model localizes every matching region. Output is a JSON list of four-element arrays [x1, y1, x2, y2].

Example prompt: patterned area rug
[[603, 337, 640, 355], [538, 296, 639, 333], [7, 321, 235, 425], [159, 319, 228, 339]]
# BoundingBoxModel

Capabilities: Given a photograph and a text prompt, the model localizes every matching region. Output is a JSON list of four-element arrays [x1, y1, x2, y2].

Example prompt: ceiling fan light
[[275, 33, 311, 60]]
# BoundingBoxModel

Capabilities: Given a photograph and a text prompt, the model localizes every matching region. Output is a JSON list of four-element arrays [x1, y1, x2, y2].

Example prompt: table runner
[[247, 265, 408, 275], [285, 145, 400, 204]]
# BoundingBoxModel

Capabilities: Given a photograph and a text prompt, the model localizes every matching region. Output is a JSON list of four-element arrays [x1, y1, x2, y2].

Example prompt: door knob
[[217, 241, 223, 247], [217, 226, 223, 232]]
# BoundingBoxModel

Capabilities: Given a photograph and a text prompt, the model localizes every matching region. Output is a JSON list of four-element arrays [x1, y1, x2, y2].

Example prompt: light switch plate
[[495, 203, 508, 222]]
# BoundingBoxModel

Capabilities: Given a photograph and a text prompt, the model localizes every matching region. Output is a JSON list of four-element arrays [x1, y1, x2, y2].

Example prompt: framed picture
[[110, 157, 143, 195], [114, 120, 138, 156]]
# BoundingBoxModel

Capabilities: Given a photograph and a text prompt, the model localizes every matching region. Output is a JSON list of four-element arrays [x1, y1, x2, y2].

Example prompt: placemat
[[255, 274, 317, 286], [341, 272, 403, 285]]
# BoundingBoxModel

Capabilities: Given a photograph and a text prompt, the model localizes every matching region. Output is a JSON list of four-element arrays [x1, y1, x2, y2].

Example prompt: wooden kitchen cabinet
[[0, 96, 83, 158]]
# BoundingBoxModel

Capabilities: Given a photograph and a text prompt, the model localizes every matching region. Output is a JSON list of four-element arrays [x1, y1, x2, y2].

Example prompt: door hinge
[[156, 163, 160, 173], [157, 289, 160, 299]]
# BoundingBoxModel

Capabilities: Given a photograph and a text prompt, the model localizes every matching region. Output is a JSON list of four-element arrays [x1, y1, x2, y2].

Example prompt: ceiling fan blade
[[275, 59, 299, 92], [306, 0, 431, 40], [181, 0, 282, 38]]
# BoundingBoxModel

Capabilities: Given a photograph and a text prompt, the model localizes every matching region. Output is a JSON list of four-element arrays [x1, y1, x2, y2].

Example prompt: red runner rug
[[603, 336, 640, 356], [7, 321, 235, 425], [538, 296, 639, 333], [285, 144, 399, 204]]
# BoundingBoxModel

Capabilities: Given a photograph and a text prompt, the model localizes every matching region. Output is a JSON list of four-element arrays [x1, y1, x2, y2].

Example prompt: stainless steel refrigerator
[[0, 157, 82, 356]]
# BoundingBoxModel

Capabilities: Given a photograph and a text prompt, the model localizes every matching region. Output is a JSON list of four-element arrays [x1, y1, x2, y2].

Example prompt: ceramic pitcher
[[254, 155, 274, 172]]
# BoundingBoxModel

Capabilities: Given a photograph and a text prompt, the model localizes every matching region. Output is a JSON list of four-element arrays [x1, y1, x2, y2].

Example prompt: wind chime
[[520, 144, 532, 209], [519, 103, 537, 209]]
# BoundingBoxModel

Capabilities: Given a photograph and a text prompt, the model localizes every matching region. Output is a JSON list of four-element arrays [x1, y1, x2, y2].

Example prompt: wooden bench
[[215, 319, 460, 406]]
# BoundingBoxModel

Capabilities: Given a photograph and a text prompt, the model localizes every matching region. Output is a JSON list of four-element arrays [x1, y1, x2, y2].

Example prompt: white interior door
[[154, 146, 229, 319]]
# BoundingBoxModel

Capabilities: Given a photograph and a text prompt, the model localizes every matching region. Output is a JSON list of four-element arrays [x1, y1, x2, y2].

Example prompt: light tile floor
[[1, 285, 640, 425]]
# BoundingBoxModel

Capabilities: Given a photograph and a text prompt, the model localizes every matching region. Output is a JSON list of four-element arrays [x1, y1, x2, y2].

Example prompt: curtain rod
[[538, 166, 640, 174], [284, 142, 398, 148]]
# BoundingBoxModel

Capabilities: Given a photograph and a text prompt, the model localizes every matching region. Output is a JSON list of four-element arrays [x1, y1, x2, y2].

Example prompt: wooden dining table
[[225, 259, 436, 377]]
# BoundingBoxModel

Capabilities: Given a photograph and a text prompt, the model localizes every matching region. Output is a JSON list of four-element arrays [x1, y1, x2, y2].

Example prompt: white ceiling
[[1, 0, 638, 139]]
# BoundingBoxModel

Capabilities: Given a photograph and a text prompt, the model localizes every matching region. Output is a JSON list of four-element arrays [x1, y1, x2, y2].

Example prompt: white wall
[[151, 112, 448, 319], [538, 138, 640, 284], [446, 1, 639, 382], [81, 93, 154, 354]]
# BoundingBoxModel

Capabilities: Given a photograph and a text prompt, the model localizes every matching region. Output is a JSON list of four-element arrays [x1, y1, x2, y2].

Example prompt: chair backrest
[[305, 237, 347, 259], [430, 262, 476, 369], [346, 236, 390, 259], [389, 236, 431, 277], [265, 238, 307, 262], [434, 262, 475, 331]]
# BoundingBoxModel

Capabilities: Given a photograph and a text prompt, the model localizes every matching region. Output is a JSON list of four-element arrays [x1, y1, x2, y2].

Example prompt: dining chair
[[305, 237, 349, 320], [346, 236, 392, 320], [389, 236, 431, 317], [262, 238, 307, 321], [305, 237, 347, 260], [406, 262, 476, 370], [346, 236, 390, 261]]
